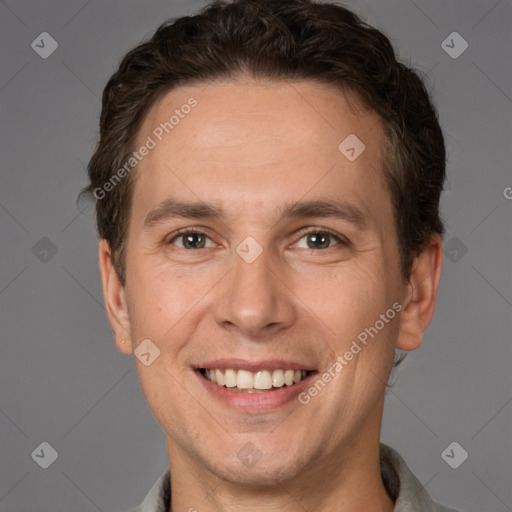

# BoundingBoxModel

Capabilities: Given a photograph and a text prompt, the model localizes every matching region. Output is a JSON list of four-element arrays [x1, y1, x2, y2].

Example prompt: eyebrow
[[143, 198, 368, 230]]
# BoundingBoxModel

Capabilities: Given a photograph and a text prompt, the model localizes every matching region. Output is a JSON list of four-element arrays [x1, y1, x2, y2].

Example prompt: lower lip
[[196, 370, 316, 412]]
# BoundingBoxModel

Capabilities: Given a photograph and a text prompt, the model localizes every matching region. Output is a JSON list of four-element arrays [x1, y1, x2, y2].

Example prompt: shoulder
[[126, 467, 171, 512], [380, 443, 463, 512]]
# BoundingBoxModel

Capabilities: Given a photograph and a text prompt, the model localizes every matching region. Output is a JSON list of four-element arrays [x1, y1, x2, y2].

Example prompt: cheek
[[296, 263, 389, 334], [302, 263, 400, 385], [130, 263, 197, 322], [126, 261, 223, 362]]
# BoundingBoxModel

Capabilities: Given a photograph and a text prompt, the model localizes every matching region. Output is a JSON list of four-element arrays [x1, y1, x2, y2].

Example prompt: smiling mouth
[[198, 368, 311, 393]]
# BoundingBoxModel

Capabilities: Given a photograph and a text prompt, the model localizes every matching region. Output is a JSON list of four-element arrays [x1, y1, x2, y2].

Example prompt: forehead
[[132, 79, 390, 224]]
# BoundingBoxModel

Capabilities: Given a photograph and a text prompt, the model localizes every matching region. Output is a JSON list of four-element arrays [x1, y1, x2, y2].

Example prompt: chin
[[221, 458, 303, 487], [205, 442, 314, 487]]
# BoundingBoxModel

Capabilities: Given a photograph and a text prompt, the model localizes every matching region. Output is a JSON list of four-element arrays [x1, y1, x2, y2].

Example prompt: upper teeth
[[203, 368, 308, 390]]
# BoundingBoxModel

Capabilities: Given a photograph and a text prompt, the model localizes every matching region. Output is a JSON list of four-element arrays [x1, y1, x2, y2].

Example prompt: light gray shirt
[[130, 443, 460, 512]]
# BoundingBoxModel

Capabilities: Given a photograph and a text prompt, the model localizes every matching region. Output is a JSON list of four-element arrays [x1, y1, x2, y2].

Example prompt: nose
[[214, 245, 296, 339]]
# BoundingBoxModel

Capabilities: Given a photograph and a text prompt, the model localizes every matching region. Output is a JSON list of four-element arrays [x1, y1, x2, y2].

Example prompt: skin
[[99, 78, 443, 512]]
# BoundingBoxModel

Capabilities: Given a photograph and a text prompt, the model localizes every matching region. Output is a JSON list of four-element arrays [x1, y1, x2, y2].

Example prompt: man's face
[[118, 80, 409, 483]]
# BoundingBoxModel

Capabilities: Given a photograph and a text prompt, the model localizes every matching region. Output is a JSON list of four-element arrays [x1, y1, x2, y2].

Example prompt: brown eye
[[295, 230, 346, 250], [168, 230, 213, 249], [306, 232, 332, 249]]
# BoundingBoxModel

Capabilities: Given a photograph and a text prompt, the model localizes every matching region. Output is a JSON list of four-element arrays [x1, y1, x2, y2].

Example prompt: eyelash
[[166, 227, 349, 251]]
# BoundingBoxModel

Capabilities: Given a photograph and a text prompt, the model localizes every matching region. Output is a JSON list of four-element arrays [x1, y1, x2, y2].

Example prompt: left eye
[[169, 231, 215, 249], [295, 230, 343, 250]]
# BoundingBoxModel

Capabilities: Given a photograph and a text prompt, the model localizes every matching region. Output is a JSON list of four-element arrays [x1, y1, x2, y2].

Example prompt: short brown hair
[[82, 0, 446, 286]]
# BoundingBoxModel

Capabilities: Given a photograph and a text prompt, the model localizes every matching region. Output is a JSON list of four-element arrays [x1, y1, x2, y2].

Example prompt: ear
[[396, 234, 443, 351], [98, 239, 133, 354]]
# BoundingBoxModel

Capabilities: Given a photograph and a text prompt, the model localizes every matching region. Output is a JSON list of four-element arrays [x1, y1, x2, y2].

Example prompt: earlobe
[[98, 239, 133, 354], [396, 234, 444, 351]]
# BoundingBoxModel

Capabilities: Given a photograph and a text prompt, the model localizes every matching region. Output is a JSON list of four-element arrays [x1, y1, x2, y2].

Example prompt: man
[[83, 0, 459, 510]]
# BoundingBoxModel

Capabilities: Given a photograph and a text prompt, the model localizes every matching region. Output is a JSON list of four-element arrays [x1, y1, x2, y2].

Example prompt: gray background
[[0, 0, 510, 510]]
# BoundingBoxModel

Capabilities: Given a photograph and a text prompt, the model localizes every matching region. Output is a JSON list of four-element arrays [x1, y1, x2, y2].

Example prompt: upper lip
[[195, 358, 316, 372]]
